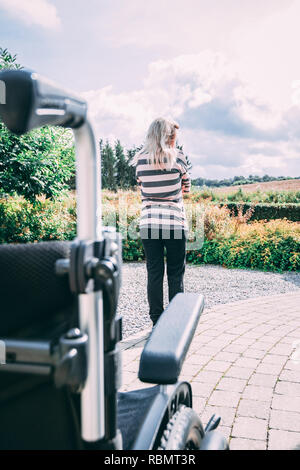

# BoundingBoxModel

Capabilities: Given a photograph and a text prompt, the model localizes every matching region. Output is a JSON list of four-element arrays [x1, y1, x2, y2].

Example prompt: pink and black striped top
[[136, 150, 191, 231]]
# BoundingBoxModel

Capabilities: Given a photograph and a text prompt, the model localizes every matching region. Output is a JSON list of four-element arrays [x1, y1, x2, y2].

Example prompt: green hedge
[[1, 196, 299, 272], [186, 237, 300, 272], [219, 202, 300, 222], [0, 197, 76, 243]]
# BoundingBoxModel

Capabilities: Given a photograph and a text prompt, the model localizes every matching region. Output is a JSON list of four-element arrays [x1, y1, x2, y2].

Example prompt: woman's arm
[[182, 172, 191, 194], [137, 175, 142, 190], [177, 151, 191, 194]]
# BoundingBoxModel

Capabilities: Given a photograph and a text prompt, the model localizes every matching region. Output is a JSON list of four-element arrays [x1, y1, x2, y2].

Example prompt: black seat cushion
[[117, 386, 159, 450], [0, 241, 74, 336]]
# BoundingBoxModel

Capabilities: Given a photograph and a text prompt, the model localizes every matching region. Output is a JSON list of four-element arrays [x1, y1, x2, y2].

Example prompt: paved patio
[[120, 290, 300, 450]]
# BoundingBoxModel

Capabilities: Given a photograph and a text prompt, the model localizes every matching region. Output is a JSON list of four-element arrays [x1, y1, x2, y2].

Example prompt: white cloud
[[0, 0, 61, 29], [102, 0, 290, 54], [82, 50, 300, 179], [230, 0, 300, 110], [188, 88, 212, 109], [291, 81, 300, 106]]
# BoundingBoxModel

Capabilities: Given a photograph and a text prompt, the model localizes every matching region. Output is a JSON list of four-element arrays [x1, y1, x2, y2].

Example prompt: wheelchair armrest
[[138, 293, 204, 384]]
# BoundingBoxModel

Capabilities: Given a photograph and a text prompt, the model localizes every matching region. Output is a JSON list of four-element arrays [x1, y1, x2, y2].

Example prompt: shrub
[[221, 202, 300, 222], [0, 195, 76, 243], [0, 125, 75, 202], [1, 192, 299, 272], [186, 220, 300, 272]]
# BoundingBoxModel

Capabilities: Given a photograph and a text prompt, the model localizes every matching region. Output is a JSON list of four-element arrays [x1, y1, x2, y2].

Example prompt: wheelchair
[[0, 69, 229, 450]]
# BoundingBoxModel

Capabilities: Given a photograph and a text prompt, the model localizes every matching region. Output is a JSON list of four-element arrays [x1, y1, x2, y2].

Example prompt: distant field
[[199, 179, 300, 194]]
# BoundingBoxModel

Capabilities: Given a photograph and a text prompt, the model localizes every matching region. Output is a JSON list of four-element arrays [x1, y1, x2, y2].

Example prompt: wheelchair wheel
[[158, 405, 204, 450]]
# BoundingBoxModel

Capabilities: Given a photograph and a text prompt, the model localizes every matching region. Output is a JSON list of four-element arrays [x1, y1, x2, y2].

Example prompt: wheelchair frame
[[0, 69, 228, 450]]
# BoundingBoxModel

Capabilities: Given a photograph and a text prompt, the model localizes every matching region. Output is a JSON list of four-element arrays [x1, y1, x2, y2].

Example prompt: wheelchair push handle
[[0, 69, 87, 135], [0, 69, 108, 443]]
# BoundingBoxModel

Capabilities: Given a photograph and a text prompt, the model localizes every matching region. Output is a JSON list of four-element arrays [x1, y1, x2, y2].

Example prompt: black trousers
[[141, 229, 186, 325]]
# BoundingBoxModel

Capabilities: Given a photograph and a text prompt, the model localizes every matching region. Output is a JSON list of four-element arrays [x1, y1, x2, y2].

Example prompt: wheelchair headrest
[[0, 241, 74, 336]]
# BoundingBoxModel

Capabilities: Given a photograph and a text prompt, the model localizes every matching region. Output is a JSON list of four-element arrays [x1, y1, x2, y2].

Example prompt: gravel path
[[117, 262, 300, 339]]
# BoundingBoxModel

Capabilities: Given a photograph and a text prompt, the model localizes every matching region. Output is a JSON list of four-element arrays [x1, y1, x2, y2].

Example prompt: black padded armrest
[[138, 293, 204, 384]]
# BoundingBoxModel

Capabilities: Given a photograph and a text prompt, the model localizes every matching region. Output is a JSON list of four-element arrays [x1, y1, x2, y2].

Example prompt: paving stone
[[237, 399, 270, 420], [196, 329, 220, 338], [249, 373, 277, 388], [251, 341, 272, 351], [275, 381, 300, 397], [256, 363, 283, 375], [193, 370, 224, 384], [192, 334, 215, 344], [192, 396, 207, 415], [121, 371, 137, 386], [206, 339, 232, 350], [189, 345, 217, 356], [190, 382, 215, 398], [243, 331, 265, 339], [279, 369, 300, 382], [121, 291, 300, 451], [270, 410, 300, 433], [209, 390, 241, 408], [284, 359, 300, 371], [242, 384, 273, 402], [272, 395, 300, 413], [232, 337, 256, 346], [260, 335, 283, 343], [262, 354, 287, 365], [214, 333, 238, 342], [232, 417, 267, 440], [271, 326, 296, 336], [225, 366, 253, 380], [287, 331, 300, 340], [217, 377, 247, 393], [203, 360, 231, 373], [201, 405, 236, 427], [234, 357, 260, 369], [283, 336, 300, 344], [123, 360, 139, 373], [230, 325, 255, 335], [250, 325, 275, 334], [242, 348, 266, 360], [229, 437, 266, 450], [270, 344, 294, 356], [223, 344, 249, 354], [180, 363, 202, 377], [214, 351, 241, 362], [268, 429, 300, 450], [186, 354, 211, 366]]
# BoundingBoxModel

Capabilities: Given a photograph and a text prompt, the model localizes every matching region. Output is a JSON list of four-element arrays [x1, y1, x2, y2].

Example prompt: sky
[[1, 0, 300, 179]]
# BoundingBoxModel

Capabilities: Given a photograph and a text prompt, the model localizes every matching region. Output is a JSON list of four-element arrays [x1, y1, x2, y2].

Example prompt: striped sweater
[[136, 150, 191, 232]]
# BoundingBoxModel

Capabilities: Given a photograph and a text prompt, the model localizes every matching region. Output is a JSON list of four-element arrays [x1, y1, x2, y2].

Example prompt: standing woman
[[133, 117, 191, 326]]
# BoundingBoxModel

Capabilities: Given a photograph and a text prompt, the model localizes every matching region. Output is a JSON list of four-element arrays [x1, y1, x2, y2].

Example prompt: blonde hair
[[132, 117, 179, 170]]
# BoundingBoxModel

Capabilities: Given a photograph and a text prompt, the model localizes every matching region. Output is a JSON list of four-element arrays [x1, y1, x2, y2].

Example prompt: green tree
[[100, 140, 116, 190], [0, 125, 75, 201], [126, 145, 142, 188], [0, 48, 76, 201], [0, 47, 22, 70], [115, 140, 128, 189]]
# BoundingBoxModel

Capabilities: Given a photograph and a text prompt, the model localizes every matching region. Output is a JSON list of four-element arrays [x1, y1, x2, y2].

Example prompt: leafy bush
[[186, 220, 300, 272], [0, 196, 76, 243], [1, 192, 299, 272], [221, 202, 300, 222], [0, 124, 75, 202], [0, 47, 76, 201]]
